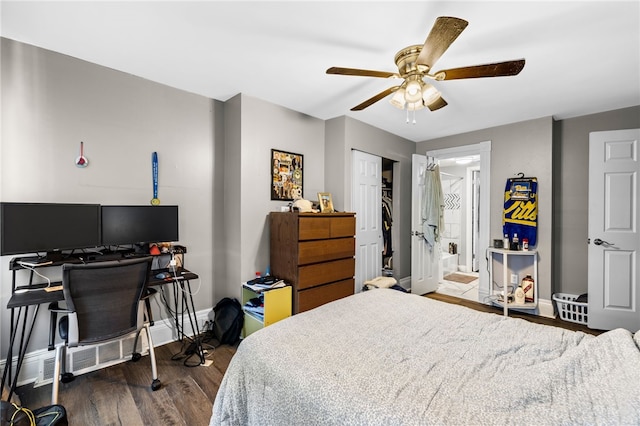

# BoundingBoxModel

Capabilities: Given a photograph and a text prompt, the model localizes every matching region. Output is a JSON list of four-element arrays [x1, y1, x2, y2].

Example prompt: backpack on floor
[[212, 297, 244, 345], [1, 401, 68, 426]]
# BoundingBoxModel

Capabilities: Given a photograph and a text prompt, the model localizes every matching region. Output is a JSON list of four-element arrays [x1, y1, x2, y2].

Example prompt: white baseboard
[[537, 298, 556, 319], [0, 309, 210, 389]]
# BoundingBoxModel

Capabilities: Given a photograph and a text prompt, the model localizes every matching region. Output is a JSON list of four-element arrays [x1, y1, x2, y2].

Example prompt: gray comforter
[[211, 289, 640, 425]]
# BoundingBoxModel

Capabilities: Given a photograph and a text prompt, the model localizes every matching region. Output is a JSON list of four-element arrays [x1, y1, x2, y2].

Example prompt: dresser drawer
[[299, 217, 331, 240], [297, 279, 354, 313], [297, 258, 355, 290], [298, 237, 354, 265], [298, 216, 356, 240], [329, 216, 356, 238]]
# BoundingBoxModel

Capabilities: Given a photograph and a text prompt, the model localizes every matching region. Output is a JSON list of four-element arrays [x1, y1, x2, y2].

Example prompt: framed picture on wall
[[317, 192, 334, 213], [271, 149, 303, 201]]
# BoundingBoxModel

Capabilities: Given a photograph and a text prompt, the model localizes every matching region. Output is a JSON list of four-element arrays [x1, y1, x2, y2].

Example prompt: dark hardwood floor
[[425, 292, 603, 335], [16, 338, 238, 426], [16, 292, 602, 424]]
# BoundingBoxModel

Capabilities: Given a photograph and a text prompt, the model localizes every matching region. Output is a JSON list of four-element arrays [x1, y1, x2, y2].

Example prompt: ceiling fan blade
[[427, 96, 448, 111], [327, 67, 398, 79], [435, 59, 526, 80], [351, 86, 401, 111], [416, 17, 469, 69]]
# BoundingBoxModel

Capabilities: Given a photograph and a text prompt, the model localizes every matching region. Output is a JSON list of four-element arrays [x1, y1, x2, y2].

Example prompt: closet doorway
[[382, 158, 395, 276]]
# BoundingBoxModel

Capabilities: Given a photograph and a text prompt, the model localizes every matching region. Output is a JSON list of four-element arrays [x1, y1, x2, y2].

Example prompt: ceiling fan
[[326, 16, 525, 114]]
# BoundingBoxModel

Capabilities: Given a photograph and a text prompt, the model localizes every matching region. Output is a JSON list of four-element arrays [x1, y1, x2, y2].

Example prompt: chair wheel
[[61, 372, 75, 383], [151, 379, 161, 391], [131, 352, 142, 362]]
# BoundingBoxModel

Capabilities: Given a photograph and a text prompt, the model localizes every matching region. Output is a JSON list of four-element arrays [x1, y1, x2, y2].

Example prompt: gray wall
[[553, 106, 640, 295], [1, 38, 216, 354], [218, 94, 326, 300], [416, 117, 554, 300], [418, 106, 640, 300]]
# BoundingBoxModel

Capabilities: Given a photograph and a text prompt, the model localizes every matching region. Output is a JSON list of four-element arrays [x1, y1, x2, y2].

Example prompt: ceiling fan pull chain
[[406, 108, 409, 124], [412, 109, 417, 125]]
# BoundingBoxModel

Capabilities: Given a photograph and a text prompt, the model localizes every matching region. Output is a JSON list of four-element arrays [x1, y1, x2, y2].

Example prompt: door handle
[[411, 231, 424, 237], [593, 238, 613, 246]]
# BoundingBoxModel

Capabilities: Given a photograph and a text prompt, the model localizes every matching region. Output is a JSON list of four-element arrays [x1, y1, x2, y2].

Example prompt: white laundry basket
[[552, 293, 588, 325]]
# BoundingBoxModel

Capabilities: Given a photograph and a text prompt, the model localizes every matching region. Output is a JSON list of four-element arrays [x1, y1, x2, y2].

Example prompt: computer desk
[[1, 265, 201, 402]]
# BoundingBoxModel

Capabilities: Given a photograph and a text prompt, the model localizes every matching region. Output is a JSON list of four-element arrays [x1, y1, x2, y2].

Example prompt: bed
[[210, 289, 640, 425]]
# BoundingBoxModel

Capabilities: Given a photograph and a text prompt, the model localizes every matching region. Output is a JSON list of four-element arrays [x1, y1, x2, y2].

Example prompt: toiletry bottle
[[522, 275, 534, 303], [522, 238, 529, 251], [503, 233, 509, 250], [511, 233, 519, 250]]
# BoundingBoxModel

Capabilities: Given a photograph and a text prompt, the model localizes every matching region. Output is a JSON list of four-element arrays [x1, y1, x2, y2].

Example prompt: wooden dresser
[[269, 212, 356, 313]]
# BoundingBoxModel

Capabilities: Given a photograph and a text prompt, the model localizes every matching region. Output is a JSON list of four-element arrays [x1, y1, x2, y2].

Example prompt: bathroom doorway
[[424, 141, 491, 303], [437, 156, 480, 301]]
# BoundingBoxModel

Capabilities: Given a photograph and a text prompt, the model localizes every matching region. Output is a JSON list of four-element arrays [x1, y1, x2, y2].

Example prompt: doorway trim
[[466, 165, 481, 272], [427, 141, 491, 302]]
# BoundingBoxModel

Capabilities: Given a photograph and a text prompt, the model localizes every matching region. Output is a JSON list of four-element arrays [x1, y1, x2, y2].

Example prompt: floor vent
[[35, 333, 148, 387]]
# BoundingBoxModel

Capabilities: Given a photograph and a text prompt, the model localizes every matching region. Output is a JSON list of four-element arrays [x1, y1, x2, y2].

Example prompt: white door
[[588, 129, 640, 332], [411, 154, 439, 295], [352, 150, 382, 293]]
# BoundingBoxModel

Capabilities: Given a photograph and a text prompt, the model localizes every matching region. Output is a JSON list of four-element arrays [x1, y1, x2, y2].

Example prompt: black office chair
[[49, 257, 161, 404]]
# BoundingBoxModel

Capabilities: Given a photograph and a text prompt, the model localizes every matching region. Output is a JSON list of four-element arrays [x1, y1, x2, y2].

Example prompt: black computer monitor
[[0, 202, 102, 256], [101, 205, 179, 246]]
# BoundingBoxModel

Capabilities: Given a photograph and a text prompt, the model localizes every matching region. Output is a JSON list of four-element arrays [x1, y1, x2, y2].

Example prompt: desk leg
[[1, 304, 40, 402], [1, 307, 18, 399], [180, 280, 205, 364], [172, 281, 183, 341]]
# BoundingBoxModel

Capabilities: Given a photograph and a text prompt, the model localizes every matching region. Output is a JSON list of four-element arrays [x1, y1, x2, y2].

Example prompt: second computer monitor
[[101, 205, 179, 246]]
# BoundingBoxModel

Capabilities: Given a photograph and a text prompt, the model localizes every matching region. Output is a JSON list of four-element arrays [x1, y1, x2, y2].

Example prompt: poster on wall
[[271, 149, 303, 201], [503, 176, 538, 246]]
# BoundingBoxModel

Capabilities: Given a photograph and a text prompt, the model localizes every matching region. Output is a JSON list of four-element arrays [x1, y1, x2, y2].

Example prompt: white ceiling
[[1, 1, 638, 143]]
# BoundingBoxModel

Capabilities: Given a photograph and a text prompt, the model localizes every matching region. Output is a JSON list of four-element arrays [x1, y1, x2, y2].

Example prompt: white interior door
[[588, 128, 640, 332], [411, 154, 439, 295], [352, 150, 382, 293]]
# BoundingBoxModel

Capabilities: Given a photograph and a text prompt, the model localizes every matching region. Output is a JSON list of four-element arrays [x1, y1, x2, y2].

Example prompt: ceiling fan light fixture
[[405, 80, 423, 103], [389, 88, 407, 109], [422, 83, 441, 105]]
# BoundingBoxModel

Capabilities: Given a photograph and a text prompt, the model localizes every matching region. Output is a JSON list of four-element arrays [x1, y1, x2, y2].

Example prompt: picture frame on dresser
[[317, 192, 334, 213], [271, 149, 303, 201]]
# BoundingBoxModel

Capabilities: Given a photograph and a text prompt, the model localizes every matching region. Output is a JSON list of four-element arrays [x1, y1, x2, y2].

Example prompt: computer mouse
[[155, 272, 170, 279]]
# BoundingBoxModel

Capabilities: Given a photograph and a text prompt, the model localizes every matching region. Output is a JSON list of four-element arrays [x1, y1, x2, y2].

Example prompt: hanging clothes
[[421, 164, 444, 250], [382, 195, 393, 256]]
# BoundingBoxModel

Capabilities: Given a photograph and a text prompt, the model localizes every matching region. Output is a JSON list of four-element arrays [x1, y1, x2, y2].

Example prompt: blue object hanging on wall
[[503, 176, 537, 246]]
